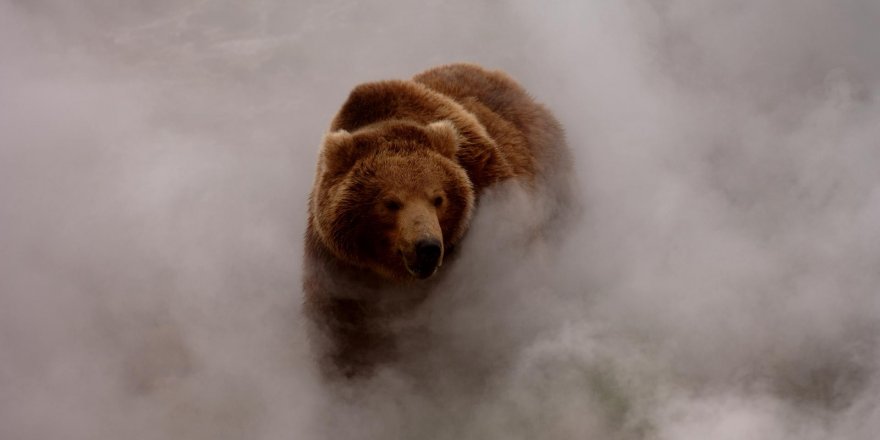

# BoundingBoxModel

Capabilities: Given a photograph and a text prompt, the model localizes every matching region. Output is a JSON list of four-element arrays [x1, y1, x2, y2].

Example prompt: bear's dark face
[[311, 121, 475, 280]]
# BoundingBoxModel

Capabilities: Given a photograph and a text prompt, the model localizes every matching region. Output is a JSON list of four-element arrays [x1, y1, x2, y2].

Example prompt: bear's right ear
[[425, 120, 460, 159], [318, 129, 357, 178]]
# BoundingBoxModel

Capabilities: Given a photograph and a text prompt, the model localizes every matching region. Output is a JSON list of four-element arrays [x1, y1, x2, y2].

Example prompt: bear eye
[[384, 200, 402, 211], [433, 196, 444, 207]]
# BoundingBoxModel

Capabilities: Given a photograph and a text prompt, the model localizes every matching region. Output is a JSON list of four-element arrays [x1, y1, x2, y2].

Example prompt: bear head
[[311, 120, 475, 280]]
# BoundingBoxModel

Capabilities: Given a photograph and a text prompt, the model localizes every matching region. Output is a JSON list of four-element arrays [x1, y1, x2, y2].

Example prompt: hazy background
[[2, 0, 879, 438]]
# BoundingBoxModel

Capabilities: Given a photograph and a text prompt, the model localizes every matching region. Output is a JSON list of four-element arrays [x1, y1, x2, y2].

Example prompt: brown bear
[[303, 63, 572, 378]]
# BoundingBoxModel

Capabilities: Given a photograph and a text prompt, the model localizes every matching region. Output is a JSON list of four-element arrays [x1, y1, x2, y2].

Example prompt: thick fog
[[2, 0, 879, 438]]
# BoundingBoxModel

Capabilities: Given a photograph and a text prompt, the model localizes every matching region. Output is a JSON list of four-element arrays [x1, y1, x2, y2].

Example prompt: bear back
[[330, 79, 519, 193]]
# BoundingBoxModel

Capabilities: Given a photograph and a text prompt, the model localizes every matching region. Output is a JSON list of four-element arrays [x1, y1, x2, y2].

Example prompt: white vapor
[[2, 0, 879, 439]]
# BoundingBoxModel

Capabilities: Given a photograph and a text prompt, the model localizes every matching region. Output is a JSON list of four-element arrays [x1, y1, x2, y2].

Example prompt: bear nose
[[416, 238, 442, 262], [414, 238, 442, 277]]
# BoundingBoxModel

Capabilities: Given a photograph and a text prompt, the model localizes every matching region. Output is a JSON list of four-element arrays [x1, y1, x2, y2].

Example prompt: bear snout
[[402, 237, 443, 279], [415, 238, 442, 270]]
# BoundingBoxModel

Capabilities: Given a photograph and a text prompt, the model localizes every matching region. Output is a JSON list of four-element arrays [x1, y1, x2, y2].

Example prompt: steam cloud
[[2, 0, 879, 438]]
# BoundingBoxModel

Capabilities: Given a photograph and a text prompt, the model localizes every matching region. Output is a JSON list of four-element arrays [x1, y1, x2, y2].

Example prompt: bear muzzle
[[402, 237, 444, 279]]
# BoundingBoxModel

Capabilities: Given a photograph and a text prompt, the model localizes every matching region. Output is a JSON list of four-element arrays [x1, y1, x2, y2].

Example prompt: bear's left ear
[[318, 129, 357, 179], [425, 120, 460, 159]]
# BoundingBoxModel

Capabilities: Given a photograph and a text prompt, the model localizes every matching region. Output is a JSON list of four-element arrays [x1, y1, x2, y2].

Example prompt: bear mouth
[[400, 251, 441, 279]]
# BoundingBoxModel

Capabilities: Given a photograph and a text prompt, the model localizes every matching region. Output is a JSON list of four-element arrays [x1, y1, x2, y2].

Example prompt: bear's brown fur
[[303, 63, 571, 378]]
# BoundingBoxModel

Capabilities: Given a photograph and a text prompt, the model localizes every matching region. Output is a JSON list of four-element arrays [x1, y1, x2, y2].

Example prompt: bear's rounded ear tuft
[[426, 120, 460, 159], [319, 129, 356, 178]]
